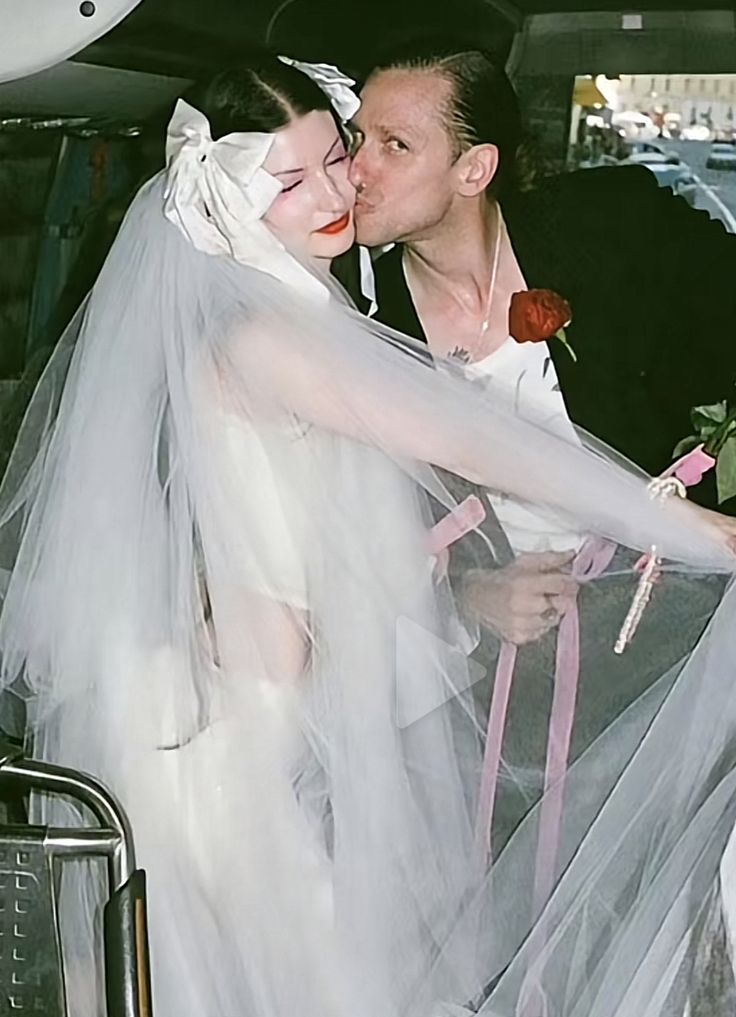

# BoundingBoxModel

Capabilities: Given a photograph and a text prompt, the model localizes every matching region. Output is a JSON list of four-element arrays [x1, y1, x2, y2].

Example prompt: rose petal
[[509, 289, 572, 343]]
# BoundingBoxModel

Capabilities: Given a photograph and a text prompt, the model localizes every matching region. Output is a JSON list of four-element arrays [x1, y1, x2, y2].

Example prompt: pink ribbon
[[478, 444, 715, 1007], [666, 443, 715, 487], [433, 457, 714, 890], [475, 639, 518, 858], [531, 538, 615, 913], [474, 538, 615, 885], [474, 538, 614, 1017], [427, 495, 487, 582]]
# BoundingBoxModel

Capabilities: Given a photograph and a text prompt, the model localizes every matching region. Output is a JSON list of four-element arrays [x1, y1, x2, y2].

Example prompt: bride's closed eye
[[280, 151, 347, 194]]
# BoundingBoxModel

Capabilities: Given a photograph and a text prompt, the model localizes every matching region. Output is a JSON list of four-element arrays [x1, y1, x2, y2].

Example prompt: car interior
[[3, 3, 736, 1014]]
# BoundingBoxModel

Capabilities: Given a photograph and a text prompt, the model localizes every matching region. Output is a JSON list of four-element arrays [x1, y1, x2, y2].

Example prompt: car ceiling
[[3, 1, 736, 122]]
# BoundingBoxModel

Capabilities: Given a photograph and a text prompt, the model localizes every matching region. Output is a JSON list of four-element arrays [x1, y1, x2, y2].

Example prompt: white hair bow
[[163, 99, 327, 299], [277, 56, 361, 121], [163, 99, 282, 258]]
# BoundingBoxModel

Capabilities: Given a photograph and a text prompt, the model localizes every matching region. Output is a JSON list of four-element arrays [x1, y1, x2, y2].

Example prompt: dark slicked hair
[[185, 48, 336, 141], [371, 37, 523, 199]]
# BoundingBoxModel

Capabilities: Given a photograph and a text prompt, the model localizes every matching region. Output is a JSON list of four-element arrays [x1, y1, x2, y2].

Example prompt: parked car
[[642, 162, 698, 204], [681, 124, 713, 141], [611, 110, 659, 141], [660, 165, 696, 203], [706, 142, 736, 170], [620, 155, 698, 205], [626, 150, 682, 166], [626, 141, 665, 157]]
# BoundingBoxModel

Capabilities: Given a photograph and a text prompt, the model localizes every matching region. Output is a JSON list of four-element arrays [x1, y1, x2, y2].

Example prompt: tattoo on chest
[[449, 346, 472, 364]]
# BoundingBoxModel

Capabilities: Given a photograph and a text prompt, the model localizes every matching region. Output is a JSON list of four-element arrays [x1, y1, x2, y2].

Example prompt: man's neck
[[402, 199, 500, 312]]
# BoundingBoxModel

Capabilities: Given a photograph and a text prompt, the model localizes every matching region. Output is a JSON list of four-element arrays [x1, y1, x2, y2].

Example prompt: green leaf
[[716, 436, 736, 504], [554, 328, 577, 363], [705, 417, 736, 456], [691, 401, 728, 431], [672, 435, 700, 458]]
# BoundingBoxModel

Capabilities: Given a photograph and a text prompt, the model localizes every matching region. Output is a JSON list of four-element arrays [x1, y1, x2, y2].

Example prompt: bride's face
[[263, 110, 355, 260]]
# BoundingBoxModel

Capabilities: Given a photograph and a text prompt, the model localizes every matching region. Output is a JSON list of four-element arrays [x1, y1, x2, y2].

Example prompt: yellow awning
[[573, 78, 609, 108]]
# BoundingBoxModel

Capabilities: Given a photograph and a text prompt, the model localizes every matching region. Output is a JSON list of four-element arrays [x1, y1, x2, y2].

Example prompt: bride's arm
[[227, 313, 521, 490], [209, 582, 310, 685], [224, 306, 732, 567]]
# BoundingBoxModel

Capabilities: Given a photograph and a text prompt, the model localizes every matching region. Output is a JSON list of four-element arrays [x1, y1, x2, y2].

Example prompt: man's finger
[[516, 550, 576, 573], [511, 620, 558, 645], [532, 572, 579, 598]]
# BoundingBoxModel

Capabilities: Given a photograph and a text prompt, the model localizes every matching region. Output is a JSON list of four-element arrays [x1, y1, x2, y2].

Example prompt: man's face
[[349, 69, 459, 248]]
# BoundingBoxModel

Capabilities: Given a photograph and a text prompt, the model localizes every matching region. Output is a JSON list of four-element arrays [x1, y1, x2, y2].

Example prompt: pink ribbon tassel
[[475, 538, 615, 895], [427, 495, 487, 582]]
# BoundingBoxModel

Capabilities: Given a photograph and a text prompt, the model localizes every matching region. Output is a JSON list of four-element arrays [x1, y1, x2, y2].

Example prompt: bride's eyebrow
[[273, 139, 343, 177]]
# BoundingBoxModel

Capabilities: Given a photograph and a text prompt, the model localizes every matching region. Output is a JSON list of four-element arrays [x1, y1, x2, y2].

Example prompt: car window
[[565, 72, 736, 230]]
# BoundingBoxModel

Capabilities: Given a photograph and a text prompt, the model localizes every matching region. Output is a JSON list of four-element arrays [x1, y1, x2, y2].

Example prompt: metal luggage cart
[[0, 737, 152, 1016]]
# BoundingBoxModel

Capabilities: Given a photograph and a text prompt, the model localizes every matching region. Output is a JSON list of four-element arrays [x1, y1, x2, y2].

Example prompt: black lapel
[[502, 187, 579, 404], [372, 246, 427, 343], [372, 244, 515, 563]]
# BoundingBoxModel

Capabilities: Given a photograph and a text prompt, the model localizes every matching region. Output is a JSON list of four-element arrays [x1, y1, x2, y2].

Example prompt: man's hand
[[460, 551, 579, 646]]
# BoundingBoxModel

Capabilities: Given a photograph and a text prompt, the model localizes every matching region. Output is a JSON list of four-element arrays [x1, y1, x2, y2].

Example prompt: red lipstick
[[316, 212, 351, 235]]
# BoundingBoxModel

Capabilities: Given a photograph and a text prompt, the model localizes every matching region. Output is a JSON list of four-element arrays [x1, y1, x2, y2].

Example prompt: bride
[[2, 48, 736, 1017]]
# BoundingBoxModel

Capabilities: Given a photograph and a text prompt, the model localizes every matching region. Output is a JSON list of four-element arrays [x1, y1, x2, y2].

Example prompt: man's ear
[[455, 143, 499, 197]]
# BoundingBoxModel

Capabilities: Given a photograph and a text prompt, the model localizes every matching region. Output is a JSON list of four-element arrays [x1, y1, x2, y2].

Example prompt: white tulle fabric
[[0, 174, 735, 1017]]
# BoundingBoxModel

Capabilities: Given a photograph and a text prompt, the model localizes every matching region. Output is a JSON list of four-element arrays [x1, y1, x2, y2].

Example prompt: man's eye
[[281, 179, 303, 193], [327, 153, 349, 167], [386, 138, 409, 153]]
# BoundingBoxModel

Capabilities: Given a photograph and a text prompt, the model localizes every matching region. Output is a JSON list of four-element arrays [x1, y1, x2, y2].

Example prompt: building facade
[[617, 74, 736, 133]]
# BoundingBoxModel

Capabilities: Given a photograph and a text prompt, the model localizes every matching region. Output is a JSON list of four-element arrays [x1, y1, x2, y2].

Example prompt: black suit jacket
[[357, 166, 736, 509], [337, 171, 731, 842]]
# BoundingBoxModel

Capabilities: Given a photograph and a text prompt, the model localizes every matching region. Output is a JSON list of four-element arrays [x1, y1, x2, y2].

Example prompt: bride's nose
[[316, 170, 345, 207]]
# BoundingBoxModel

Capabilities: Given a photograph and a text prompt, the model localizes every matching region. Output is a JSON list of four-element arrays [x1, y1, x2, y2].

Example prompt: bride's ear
[[455, 144, 499, 198]]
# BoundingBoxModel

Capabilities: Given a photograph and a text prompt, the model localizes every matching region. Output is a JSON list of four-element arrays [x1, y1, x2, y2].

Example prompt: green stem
[[704, 405, 736, 456], [555, 330, 577, 363]]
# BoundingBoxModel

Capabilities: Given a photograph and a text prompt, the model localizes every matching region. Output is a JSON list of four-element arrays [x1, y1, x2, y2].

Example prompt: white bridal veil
[[0, 63, 735, 1017]]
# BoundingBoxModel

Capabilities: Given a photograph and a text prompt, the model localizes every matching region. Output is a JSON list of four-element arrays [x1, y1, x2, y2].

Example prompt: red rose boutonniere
[[509, 289, 576, 362]]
